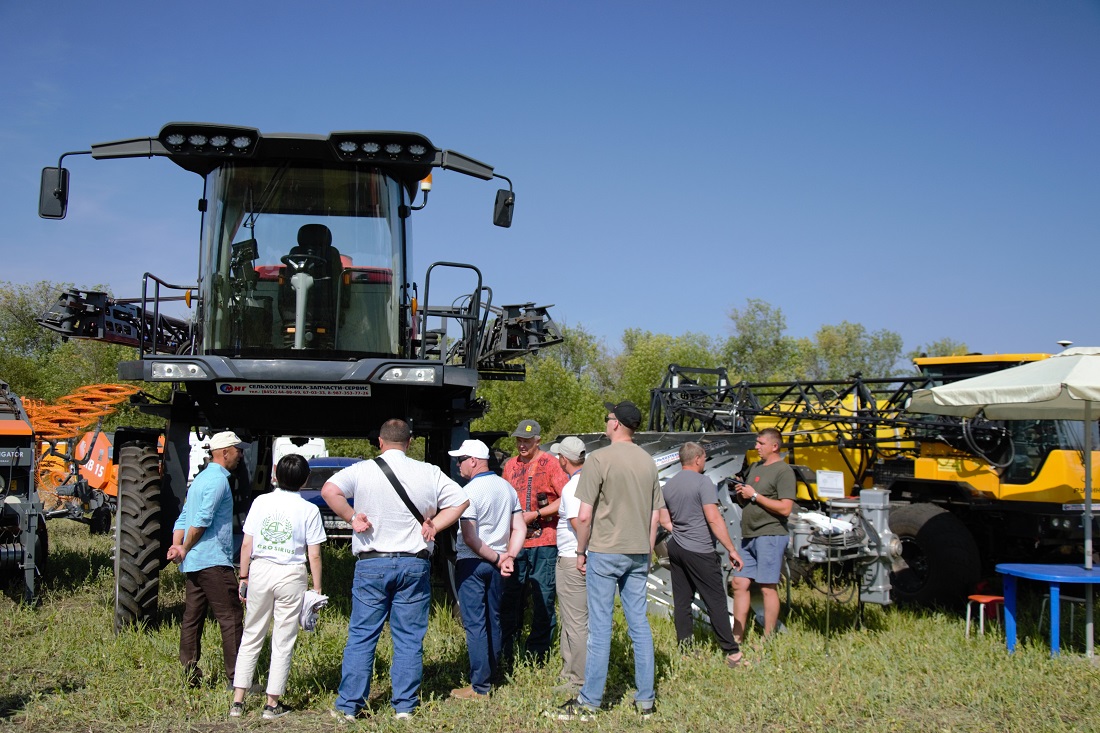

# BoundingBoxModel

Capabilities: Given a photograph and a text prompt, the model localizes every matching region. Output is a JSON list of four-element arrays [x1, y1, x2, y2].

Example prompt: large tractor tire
[[114, 443, 163, 632], [889, 502, 980, 607], [431, 526, 462, 618]]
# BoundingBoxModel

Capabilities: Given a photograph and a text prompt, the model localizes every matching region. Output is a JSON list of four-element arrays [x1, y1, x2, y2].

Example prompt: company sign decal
[[216, 382, 371, 397]]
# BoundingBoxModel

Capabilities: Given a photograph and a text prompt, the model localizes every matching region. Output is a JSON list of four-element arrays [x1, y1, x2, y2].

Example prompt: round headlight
[[408, 144, 427, 156], [188, 134, 208, 146], [361, 142, 380, 153], [385, 143, 402, 154], [338, 141, 358, 153], [165, 133, 186, 146], [231, 136, 252, 149], [210, 135, 229, 147]]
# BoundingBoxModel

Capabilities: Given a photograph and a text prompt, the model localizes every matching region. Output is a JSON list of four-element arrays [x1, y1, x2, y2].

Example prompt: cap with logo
[[510, 419, 542, 438]]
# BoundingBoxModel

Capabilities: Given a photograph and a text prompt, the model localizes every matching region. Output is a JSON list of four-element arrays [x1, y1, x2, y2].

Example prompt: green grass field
[[3, 521, 1099, 732]]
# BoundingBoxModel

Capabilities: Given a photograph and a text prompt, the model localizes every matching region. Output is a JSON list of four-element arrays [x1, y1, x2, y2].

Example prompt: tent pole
[[1085, 403, 1094, 658]]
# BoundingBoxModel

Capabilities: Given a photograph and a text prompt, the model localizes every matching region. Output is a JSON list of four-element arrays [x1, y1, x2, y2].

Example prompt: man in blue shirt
[[168, 431, 246, 687]]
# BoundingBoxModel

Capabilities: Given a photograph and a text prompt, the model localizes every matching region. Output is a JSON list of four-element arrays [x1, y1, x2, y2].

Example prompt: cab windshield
[[199, 162, 405, 357]]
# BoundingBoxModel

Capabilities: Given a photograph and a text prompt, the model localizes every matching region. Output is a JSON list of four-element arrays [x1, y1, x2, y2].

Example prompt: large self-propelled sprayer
[[37, 123, 561, 630], [649, 357, 1100, 607]]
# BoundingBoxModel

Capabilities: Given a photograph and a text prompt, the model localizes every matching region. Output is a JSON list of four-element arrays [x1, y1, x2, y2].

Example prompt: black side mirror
[[39, 167, 69, 219], [493, 188, 514, 228]]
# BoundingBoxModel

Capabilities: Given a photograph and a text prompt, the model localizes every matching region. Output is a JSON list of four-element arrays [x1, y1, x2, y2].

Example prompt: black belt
[[357, 550, 429, 560]]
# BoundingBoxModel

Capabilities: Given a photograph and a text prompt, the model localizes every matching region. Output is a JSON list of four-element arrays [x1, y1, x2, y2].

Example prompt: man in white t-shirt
[[549, 436, 587, 694], [447, 439, 526, 700], [232, 453, 326, 719], [321, 419, 469, 720]]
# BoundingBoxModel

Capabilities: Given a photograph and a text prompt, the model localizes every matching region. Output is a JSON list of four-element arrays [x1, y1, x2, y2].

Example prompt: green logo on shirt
[[260, 514, 292, 545]]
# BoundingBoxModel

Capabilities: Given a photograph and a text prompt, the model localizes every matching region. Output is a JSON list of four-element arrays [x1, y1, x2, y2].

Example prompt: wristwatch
[[750, 493, 758, 503]]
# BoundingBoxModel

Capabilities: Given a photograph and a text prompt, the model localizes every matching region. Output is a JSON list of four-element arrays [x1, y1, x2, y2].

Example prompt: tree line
[[0, 282, 967, 441]]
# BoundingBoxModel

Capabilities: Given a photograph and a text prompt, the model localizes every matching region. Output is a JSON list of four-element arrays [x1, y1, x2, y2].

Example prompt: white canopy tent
[[908, 346, 1100, 656]]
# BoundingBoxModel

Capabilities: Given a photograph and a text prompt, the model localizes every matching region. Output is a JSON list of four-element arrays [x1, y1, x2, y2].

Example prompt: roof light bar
[[327, 132, 436, 165], [158, 123, 259, 158]]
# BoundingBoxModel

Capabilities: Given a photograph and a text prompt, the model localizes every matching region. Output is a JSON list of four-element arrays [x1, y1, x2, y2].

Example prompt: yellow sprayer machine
[[649, 355, 1100, 606]]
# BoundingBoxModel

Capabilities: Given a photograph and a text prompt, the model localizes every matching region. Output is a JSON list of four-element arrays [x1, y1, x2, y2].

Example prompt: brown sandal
[[726, 652, 749, 668]]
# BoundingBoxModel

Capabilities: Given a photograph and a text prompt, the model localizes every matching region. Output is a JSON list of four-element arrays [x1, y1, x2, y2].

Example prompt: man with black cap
[[168, 430, 247, 688], [556, 401, 663, 721], [500, 418, 568, 664]]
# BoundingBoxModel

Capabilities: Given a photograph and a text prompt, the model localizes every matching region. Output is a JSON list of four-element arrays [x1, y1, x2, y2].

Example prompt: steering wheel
[[281, 253, 328, 277]]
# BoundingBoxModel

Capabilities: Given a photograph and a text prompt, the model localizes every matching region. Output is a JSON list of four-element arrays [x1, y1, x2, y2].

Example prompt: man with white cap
[[549, 436, 588, 694], [447, 439, 526, 700], [168, 430, 247, 688], [500, 418, 568, 664]]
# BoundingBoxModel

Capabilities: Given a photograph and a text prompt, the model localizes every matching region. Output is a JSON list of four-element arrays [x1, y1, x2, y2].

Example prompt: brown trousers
[[179, 565, 244, 684]]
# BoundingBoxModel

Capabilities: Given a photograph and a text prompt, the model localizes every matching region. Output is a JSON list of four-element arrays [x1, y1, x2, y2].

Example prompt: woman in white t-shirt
[[230, 454, 326, 719]]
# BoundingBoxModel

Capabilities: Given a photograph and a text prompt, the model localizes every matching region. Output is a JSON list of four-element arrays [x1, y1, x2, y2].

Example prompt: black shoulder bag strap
[[374, 456, 425, 524]]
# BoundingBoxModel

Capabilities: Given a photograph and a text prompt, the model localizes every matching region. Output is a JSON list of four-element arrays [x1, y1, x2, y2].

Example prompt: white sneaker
[[394, 711, 413, 720]]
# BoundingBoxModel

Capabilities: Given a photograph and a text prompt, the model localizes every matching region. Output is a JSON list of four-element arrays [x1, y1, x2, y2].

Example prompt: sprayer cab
[[41, 123, 513, 357]]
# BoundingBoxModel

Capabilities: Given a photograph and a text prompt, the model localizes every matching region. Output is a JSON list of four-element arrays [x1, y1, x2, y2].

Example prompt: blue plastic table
[[996, 563, 1100, 656]]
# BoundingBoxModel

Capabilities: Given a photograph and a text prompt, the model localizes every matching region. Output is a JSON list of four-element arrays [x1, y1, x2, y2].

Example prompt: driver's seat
[[278, 224, 342, 348]]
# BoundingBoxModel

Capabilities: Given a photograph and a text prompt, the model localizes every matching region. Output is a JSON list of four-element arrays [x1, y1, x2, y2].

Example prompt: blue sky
[[2, 1, 1097, 359]]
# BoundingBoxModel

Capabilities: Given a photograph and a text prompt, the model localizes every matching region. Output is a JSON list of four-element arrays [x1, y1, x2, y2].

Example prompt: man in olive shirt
[[730, 427, 796, 642], [556, 400, 663, 721]]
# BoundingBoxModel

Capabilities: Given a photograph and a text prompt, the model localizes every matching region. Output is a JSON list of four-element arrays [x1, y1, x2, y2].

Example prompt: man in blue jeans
[[321, 419, 469, 720], [500, 419, 567, 665], [447, 439, 526, 700], [555, 400, 664, 721]]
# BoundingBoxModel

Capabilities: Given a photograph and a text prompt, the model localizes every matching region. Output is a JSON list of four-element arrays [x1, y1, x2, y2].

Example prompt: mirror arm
[[54, 150, 91, 197]]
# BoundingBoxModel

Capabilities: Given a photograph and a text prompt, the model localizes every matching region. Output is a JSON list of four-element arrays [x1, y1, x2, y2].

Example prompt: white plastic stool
[[1038, 592, 1087, 641]]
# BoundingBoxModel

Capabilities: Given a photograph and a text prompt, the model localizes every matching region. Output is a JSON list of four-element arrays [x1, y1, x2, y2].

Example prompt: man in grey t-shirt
[[658, 442, 745, 666]]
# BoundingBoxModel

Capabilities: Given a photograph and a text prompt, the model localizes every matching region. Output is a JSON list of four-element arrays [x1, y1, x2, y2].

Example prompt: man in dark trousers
[[168, 430, 247, 688], [658, 441, 745, 666]]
